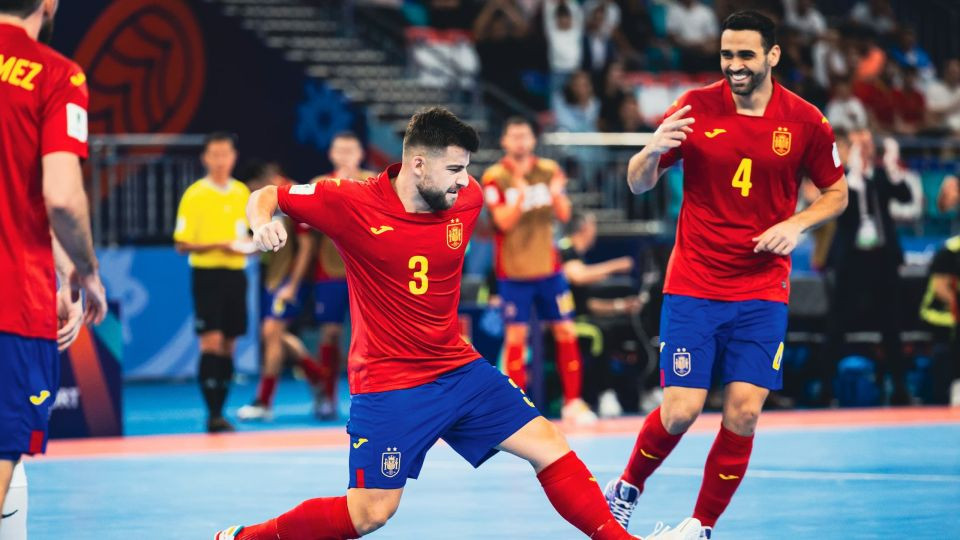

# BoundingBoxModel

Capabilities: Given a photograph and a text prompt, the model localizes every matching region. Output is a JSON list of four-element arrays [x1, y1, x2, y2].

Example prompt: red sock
[[504, 342, 526, 390], [556, 339, 583, 403], [298, 356, 325, 387], [255, 376, 277, 406], [622, 407, 684, 490], [693, 425, 753, 528], [318, 345, 341, 400], [236, 496, 358, 540], [537, 451, 633, 540]]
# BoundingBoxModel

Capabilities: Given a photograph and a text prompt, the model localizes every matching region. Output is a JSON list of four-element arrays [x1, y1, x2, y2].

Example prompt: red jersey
[[659, 80, 843, 303], [0, 24, 89, 340], [278, 164, 482, 394]]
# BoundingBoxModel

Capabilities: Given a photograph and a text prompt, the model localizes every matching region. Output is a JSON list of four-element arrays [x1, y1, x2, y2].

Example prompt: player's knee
[[552, 321, 576, 342], [660, 401, 702, 434], [199, 332, 224, 353], [724, 402, 762, 435], [354, 499, 398, 534]]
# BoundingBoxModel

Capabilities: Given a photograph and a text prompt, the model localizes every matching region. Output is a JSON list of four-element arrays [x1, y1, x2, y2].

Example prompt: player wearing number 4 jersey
[[605, 11, 848, 539], [216, 108, 699, 540]]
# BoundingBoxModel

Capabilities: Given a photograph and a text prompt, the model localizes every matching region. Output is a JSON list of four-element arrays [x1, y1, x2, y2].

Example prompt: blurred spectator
[[615, 0, 660, 70], [426, 0, 478, 30], [852, 32, 887, 82], [581, 3, 617, 93], [853, 62, 897, 133], [918, 235, 960, 405], [598, 61, 628, 131], [582, 0, 620, 38], [783, 0, 826, 44], [826, 79, 868, 132], [937, 174, 960, 213], [559, 211, 642, 416], [889, 27, 935, 83], [607, 94, 649, 133], [666, 0, 718, 72], [811, 28, 848, 89], [555, 71, 600, 132], [891, 66, 926, 135], [849, 0, 897, 37], [543, 0, 584, 83], [822, 129, 913, 405], [474, 0, 530, 102], [925, 59, 960, 136]]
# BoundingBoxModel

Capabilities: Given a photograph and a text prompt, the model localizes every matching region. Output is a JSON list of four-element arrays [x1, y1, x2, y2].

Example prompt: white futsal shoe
[[237, 402, 273, 421], [641, 518, 703, 540], [214, 525, 243, 540], [604, 477, 640, 529], [561, 398, 598, 426]]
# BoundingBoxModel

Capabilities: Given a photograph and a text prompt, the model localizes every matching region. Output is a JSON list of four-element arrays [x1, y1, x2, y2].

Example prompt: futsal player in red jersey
[[216, 108, 700, 540], [0, 0, 107, 535], [604, 12, 849, 538]]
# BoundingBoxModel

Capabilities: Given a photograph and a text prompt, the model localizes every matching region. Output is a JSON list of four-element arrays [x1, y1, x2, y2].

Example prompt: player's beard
[[725, 62, 768, 96], [417, 182, 455, 212]]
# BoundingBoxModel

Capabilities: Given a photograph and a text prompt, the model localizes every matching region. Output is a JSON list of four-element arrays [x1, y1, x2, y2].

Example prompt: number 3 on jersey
[[408, 256, 429, 295], [732, 158, 753, 197]]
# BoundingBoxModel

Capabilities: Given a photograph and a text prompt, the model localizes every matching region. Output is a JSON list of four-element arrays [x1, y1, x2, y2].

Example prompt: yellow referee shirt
[[174, 178, 251, 270]]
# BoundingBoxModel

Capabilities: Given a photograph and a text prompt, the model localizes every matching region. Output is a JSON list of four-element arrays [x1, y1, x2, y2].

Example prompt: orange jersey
[[482, 157, 564, 279]]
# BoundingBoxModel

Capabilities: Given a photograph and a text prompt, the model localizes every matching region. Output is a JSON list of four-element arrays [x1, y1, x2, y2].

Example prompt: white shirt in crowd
[[812, 37, 847, 89], [666, 1, 717, 45], [783, 0, 826, 39], [825, 96, 869, 132], [925, 80, 960, 133], [583, 0, 621, 38], [544, 0, 584, 73]]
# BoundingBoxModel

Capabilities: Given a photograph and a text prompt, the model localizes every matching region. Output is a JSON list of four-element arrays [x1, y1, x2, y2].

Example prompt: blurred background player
[[173, 132, 253, 433], [309, 132, 376, 419], [0, 0, 107, 536], [604, 11, 848, 538], [237, 162, 321, 422], [482, 117, 596, 426], [218, 107, 699, 540]]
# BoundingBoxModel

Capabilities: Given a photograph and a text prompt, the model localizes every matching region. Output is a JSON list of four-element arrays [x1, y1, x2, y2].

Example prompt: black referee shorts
[[191, 268, 248, 338]]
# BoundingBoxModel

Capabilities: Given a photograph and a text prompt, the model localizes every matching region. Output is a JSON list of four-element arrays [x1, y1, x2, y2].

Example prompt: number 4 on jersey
[[732, 158, 753, 197]]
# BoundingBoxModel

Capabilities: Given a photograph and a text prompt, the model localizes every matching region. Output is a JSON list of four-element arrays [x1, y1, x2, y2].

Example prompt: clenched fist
[[253, 221, 288, 252]]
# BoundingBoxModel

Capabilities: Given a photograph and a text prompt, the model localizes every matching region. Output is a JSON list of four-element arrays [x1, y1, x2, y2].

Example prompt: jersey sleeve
[[41, 62, 89, 159], [173, 188, 198, 243], [277, 180, 343, 237], [482, 171, 505, 208], [657, 93, 691, 170], [803, 116, 845, 189]]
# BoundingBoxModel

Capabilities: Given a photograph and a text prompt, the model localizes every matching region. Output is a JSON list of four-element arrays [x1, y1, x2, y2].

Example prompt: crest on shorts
[[446, 219, 463, 250], [381, 448, 401, 478], [673, 348, 691, 377], [772, 127, 792, 156]]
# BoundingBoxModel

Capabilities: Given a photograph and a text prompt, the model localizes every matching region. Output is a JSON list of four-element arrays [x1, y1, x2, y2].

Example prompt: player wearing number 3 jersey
[[605, 11, 849, 539], [216, 108, 700, 540]]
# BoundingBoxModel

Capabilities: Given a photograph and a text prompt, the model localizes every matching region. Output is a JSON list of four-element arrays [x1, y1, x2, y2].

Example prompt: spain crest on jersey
[[672, 348, 691, 377], [446, 219, 463, 250], [381, 448, 401, 478], [772, 127, 792, 156]]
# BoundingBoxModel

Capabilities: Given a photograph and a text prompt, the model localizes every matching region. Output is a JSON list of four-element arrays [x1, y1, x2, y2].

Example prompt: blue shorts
[[0, 332, 60, 461], [260, 281, 308, 321], [314, 279, 349, 324], [346, 358, 541, 489], [659, 294, 787, 390], [499, 273, 574, 324]]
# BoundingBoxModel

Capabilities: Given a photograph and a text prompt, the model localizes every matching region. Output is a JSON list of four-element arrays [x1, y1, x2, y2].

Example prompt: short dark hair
[[721, 10, 777, 52], [403, 107, 479, 154], [565, 211, 595, 236], [502, 116, 534, 136], [0, 0, 42, 17], [203, 131, 238, 152]]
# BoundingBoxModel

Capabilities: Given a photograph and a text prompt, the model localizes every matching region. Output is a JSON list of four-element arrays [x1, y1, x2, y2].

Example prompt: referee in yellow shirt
[[174, 132, 252, 433]]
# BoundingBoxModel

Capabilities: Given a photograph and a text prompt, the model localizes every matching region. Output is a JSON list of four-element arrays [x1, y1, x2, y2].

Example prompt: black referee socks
[[198, 353, 234, 418]]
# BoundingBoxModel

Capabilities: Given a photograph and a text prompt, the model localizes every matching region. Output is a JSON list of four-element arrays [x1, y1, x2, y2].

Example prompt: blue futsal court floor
[[23, 380, 960, 539]]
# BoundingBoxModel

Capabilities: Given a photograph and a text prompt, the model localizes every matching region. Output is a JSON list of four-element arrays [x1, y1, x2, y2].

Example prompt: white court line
[[158, 454, 960, 484]]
